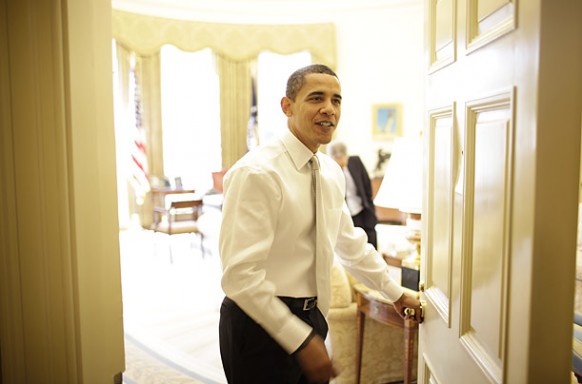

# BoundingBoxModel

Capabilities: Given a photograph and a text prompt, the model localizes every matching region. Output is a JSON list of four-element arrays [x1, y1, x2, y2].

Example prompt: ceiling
[[111, 0, 417, 24]]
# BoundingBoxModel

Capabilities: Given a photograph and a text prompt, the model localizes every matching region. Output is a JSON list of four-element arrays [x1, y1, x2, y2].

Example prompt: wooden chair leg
[[355, 310, 365, 384], [403, 318, 417, 384]]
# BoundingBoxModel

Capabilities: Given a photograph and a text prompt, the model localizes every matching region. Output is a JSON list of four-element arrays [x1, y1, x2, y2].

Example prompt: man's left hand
[[392, 292, 422, 323]]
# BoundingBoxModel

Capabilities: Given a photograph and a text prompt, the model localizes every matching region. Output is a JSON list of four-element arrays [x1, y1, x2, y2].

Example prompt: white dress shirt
[[219, 130, 404, 354]]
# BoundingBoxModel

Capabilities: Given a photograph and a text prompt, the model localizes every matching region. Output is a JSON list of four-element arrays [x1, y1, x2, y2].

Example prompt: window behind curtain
[[159, 48, 311, 190], [160, 45, 221, 192], [256, 51, 311, 145]]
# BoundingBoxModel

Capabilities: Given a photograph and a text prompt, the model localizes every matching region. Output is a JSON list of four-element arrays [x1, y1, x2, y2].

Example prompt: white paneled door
[[420, 1, 581, 383]]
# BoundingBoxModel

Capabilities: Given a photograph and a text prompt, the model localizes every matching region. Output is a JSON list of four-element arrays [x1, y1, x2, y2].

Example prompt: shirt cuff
[[291, 329, 316, 356], [272, 314, 313, 354]]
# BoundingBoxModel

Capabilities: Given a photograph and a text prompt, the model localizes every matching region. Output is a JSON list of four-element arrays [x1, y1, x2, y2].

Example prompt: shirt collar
[[281, 130, 316, 171]]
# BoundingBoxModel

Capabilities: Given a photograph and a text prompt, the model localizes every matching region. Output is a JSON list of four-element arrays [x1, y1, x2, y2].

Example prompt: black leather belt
[[278, 296, 318, 311]]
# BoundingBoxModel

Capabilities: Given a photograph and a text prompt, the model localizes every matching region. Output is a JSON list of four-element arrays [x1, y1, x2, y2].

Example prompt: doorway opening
[[112, 45, 310, 383]]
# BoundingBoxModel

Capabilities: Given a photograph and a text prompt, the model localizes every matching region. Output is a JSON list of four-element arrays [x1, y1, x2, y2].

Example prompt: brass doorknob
[[419, 281, 425, 292], [404, 302, 426, 323]]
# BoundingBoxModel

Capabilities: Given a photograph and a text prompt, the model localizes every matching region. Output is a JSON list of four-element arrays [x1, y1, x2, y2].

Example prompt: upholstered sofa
[[327, 261, 417, 384]]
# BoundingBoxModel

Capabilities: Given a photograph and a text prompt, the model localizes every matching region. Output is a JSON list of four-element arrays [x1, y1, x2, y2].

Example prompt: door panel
[[477, 0, 510, 20], [420, 0, 582, 383], [459, 91, 514, 383], [428, 0, 456, 73], [426, 106, 456, 326], [467, 0, 516, 53]]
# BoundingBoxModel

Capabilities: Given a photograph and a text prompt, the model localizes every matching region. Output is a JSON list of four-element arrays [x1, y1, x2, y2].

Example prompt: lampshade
[[374, 136, 422, 214]]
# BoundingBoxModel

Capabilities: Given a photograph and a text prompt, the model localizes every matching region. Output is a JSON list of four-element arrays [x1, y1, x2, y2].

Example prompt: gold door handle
[[419, 281, 425, 292]]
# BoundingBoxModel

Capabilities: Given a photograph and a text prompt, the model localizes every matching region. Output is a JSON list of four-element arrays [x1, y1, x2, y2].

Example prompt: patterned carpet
[[120, 210, 226, 384], [124, 334, 208, 384]]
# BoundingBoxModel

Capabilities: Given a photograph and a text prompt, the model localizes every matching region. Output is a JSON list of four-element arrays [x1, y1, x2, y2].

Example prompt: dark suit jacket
[[346, 156, 378, 229]]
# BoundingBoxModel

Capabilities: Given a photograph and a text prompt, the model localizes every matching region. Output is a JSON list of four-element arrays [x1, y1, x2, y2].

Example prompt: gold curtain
[[115, 42, 132, 114], [111, 10, 336, 68], [134, 53, 162, 228], [114, 42, 138, 222], [137, 52, 163, 179], [216, 54, 253, 168]]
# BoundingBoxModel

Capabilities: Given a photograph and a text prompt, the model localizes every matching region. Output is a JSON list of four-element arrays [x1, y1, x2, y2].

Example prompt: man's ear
[[281, 97, 293, 117]]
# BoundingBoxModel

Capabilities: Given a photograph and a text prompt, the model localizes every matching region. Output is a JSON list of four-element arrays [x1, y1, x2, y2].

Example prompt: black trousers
[[219, 296, 328, 384], [352, 209, 378, 249]]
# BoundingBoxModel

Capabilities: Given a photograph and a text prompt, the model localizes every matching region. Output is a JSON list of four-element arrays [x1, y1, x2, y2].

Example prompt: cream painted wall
[[332, 4, 425, 173]]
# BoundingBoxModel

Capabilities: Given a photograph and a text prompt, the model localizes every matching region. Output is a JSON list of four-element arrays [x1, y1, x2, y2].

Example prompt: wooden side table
[[354, 284, 418, 384]]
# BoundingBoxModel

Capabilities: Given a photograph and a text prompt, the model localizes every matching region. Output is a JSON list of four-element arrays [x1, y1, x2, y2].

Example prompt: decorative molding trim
[[1, 0, 80, 381], [460, 331, 502, 383], [421, 352, 441, 384], [459, 88, 515, 384], [425, 104, 456, 327], [428, 0, 457, 74], [466, 0, 516, 54]]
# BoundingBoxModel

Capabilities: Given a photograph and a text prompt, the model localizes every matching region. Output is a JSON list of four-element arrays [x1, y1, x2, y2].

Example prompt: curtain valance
[[112, 10, 337, 68]]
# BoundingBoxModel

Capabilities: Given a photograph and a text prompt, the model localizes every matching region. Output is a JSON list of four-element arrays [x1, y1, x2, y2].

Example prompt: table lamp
[[374, 136, 423, 290]]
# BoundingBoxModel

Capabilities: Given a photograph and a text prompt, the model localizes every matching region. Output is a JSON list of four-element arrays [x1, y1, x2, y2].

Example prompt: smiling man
[[218, 64, 420, 384]]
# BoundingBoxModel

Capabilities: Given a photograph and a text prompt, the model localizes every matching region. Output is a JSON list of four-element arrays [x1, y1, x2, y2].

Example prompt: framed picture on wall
[[372, 103, 402, 140]]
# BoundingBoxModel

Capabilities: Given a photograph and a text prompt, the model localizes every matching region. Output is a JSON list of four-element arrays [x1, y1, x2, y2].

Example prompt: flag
[[129, 66, 150, 204], [247, 77, 259, 151]]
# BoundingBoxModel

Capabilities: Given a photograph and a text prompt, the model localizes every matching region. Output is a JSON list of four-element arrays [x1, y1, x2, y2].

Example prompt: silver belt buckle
[[303, 297, 317, 311]]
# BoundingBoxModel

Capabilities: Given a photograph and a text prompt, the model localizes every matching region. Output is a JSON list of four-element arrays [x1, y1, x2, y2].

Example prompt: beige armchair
[[327, 261, 417, 384]]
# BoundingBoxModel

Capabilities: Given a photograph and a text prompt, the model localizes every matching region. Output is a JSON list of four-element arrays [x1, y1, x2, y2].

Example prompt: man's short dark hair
[[285, 64, 338, 101]]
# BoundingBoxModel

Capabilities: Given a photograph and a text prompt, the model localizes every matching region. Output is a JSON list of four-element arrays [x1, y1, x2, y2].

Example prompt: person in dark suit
[[328, 141, 378, 248]]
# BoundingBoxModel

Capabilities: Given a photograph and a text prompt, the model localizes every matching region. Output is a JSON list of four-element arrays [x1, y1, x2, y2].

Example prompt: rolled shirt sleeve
[[335, 203, 404, 303]]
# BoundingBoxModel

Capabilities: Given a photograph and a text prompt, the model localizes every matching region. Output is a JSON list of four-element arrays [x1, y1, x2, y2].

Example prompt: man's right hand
[[295, 334, 338, 383]]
